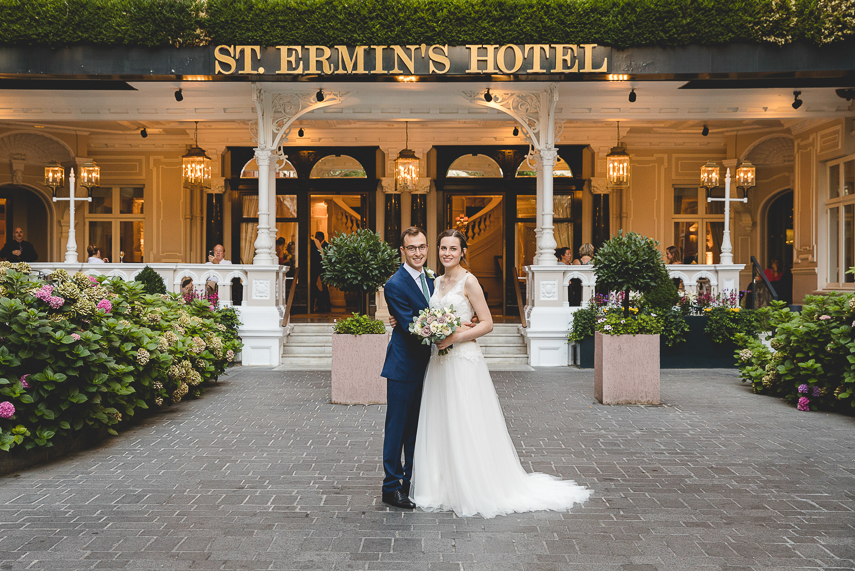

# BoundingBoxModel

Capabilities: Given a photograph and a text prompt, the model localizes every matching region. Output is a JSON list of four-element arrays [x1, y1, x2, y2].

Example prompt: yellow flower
[[730, 307, 740, 312], [704, 307, 712, 312]]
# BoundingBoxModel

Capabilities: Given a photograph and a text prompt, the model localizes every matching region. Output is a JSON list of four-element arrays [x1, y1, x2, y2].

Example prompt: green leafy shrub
[[134, 265, 167, 295], [704, 306, 763, 344], [333, 313, 386, 335], [656, 307, 690, 347], [321, 228, 399, 314], [641, 271, 680, 311], [0, 0, 852, 48], [0, 263, 242, 452], [568, 304, 598, 343], [593, 231, 666, 317], [735, 296, 854, 413], [595, 308, 662, 336]]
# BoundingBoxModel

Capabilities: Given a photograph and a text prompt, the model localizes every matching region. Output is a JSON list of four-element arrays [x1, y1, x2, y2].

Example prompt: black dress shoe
[[382, 489, 415, 509], [401, 482, 411, 497]]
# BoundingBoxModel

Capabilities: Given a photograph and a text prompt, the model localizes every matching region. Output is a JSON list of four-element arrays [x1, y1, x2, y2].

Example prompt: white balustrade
[[28, 262, 290, 367]]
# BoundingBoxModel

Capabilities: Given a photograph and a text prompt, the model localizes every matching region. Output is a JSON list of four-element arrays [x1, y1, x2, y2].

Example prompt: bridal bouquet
[[410, 306, 462, 356]]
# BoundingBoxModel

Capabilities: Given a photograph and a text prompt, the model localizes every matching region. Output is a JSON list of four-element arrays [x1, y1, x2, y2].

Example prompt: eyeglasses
[[403, 244, 429, 253]]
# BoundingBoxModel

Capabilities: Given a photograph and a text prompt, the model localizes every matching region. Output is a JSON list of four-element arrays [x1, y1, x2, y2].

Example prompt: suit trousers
[[382, 378, 424, 493]]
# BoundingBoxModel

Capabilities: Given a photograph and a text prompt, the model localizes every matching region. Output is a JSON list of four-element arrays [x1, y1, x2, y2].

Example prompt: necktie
[[419, 272, 430, 304]]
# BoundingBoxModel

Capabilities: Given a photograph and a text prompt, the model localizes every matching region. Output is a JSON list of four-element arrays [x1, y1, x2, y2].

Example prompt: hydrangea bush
[[0, 263, 242, 451], [735, 295, 854, 413]]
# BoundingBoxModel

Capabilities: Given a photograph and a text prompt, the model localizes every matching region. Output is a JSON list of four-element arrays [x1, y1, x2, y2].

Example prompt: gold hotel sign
[[214, 44, 609, 76]]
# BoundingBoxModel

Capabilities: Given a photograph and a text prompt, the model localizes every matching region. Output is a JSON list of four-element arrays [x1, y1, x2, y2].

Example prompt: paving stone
[[0, 367, 852, 571]]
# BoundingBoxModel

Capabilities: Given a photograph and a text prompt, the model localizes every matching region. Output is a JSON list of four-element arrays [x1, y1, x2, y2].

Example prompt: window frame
[[825, 153, 855, 287], [85, 185, 145, 263], [671, 185, 726, 265]]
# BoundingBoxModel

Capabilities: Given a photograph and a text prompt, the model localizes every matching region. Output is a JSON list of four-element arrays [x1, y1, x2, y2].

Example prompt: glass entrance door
[[310, 193, 367, 314], [445, 194, 505, 310]]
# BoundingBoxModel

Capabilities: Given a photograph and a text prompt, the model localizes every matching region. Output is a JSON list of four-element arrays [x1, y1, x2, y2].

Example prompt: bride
[[410, 228, 591, 519]]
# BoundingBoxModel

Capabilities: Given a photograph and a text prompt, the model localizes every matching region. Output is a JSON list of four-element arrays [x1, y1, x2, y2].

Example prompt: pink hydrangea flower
[[49, 296, 65, 309], [34, 285, 53, 302], [96, 299, 112, 313], [819, 315, 831, 320], [20, 374, 29, 389], [0, 401, 14, 418], [797, 397, 810, 411], [89, 276, 98, 286], [71, 333, 81, 341], [209, 305, 215, 311], [798, 384, 809, 394]]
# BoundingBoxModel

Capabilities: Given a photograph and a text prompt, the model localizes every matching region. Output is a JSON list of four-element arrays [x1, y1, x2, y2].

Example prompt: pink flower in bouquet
[[797, 397, 810, 411], [437, 316, 446, 324], [427, 315, 436, 324], [97, 299, 112, 313], [0, 401, 14, 418], [421, 326, 431, 336]]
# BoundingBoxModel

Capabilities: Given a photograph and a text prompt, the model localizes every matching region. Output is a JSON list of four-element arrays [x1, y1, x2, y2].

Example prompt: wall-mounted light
[[174, 89, 183, 102], [316, 88, 325, 102], [79, 160, 101, 198], [484, 88, 493, 102], [792, 91, 803, 109], [628, 89, 637, 103], [44, 161, 65, 199], [140, 127, 148, 138]]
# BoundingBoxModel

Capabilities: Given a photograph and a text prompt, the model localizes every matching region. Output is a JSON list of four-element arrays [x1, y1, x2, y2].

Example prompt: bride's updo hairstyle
[[436, 228, 468, 265]]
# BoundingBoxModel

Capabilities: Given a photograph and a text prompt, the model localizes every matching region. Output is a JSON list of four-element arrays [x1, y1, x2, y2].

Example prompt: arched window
[[309, 155, 366, 178], [515, 156, 573, 177], [446, 154, 503, 178], [240, 157, 297, 179]]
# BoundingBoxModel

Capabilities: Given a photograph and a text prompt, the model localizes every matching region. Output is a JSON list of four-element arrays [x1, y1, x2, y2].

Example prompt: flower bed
[[736, 295, 854, 414], [0, 263, 242, 452]]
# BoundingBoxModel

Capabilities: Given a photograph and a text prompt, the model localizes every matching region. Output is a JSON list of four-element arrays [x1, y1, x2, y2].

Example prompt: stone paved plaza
[[0, 366, 853, 571]]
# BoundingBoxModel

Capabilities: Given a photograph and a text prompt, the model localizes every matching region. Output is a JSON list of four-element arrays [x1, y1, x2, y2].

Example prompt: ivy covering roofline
[[0, 0, 853, 50]]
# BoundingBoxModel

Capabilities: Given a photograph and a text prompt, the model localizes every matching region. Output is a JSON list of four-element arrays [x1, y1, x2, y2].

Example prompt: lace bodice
[[428, 272, 482, 361]]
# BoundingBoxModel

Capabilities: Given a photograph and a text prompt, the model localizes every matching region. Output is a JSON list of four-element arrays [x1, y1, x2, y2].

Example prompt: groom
[[380, 226, 434, 509]]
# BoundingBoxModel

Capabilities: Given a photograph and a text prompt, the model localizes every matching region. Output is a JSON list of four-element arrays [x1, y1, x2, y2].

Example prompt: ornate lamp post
[[700, 158, 755, 265], [49, 161, 99, 263]]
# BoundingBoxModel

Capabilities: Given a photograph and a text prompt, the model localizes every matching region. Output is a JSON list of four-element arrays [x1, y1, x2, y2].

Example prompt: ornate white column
[[537, 147, 559, 265], [252, 148, 276, 265]]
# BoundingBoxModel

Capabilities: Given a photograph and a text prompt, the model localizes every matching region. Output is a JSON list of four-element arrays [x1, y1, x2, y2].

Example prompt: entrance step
[[279, 321, 529, 370]]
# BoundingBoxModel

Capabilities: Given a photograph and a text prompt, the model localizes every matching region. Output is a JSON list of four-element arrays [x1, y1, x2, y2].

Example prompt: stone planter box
[[577, 316, 739, 369], [594, 331, 660, 405], [331, 333, 389, 405]]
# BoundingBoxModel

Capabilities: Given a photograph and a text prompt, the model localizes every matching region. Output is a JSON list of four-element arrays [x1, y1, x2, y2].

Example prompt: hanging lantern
[[395, 122, 420, 192], [606, 121, 630, 187], [735, 160, 755, 190], [700, 160, 720, 189], [78, 160, 101, 197], [44, 162, 65, 198], [182, 121, 212, 191]]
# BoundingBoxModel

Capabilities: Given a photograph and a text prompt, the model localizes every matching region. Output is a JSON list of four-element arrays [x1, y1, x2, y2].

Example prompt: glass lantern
[[395, 148, 419, 192], [182, 146, 212, 191], [44, 162, 65, 197], [736, 160, 756, 189], [606, 145, 630, 187], [79, 160, 101, 195], [700, 160, 720, 189]]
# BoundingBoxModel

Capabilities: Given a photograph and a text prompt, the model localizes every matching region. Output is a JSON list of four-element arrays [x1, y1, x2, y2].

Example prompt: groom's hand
[[462, 316, 479, 328], [389, 315, 398, 328]]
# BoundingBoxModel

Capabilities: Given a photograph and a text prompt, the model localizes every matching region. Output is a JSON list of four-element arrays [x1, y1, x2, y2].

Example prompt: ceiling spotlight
[[316, 88, 325, 102], [298, 128, 304, 137], [628, 89, 637, 103], [792, 91, 803, 109], [701, 125, 709, 137], [484, 89, 493, 102], [174, 88, 183, 102], [512, 126, 519, 136], [140, 128, 148, 138]]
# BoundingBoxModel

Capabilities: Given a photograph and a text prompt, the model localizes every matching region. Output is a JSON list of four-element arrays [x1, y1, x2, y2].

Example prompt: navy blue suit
[[381, 264, 434, 494]]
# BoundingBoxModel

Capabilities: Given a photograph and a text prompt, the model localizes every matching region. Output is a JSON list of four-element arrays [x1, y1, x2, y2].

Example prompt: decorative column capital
[[412, 178, 432, 195], [539, 148, 558, 167], [207, 177, 226, 195], [10, 155, 25, 185], [379, 178, 400, 194], [254, 148, 273, 166], [587, 177, 611, 195]]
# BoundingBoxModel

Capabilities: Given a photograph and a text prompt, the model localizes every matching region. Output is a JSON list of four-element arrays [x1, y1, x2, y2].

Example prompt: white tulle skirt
[[411, 342, 591, 519]]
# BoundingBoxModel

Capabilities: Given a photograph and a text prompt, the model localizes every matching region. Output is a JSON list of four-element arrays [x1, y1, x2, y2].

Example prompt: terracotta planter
[[594, 331, 660, 405], [331, 333, 389, 405]]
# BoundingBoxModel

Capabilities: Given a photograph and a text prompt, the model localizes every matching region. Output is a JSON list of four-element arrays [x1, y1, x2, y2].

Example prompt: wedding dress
[[411, 272, 591, 518]]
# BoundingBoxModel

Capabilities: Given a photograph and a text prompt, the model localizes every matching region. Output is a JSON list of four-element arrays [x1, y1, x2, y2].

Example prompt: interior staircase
[[279, 322, 529, 369]]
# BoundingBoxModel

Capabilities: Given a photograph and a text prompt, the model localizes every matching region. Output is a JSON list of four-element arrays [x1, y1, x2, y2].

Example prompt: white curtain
[[241, 196, 259, 264]]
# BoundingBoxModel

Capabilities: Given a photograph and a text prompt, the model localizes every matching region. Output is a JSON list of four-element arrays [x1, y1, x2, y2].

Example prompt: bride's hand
[[389, 315, 398, 328], [436, 332, 460, 350]]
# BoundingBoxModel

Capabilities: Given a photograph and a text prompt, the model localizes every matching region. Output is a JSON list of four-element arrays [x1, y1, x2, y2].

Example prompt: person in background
[[554, 247, 572, 265], [205, 244, 232, 296], [572, 243, 595, 265], [86, 244, 108, 263], [665, 245, 682, 265], [0, 227, 38, 262], [276, 237, 288, 265], [764, 258, 783, 284], [180, 277, 194, 298]]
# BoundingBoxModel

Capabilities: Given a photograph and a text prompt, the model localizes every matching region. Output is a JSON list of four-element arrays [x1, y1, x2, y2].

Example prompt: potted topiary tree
[[591, 231, 665, 404], [320, 229, 399, 405]]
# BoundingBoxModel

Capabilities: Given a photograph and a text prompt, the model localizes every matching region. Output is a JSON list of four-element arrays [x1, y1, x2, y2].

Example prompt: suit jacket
[[0, 239, 37, 263], [380, 264, 434, 381]]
